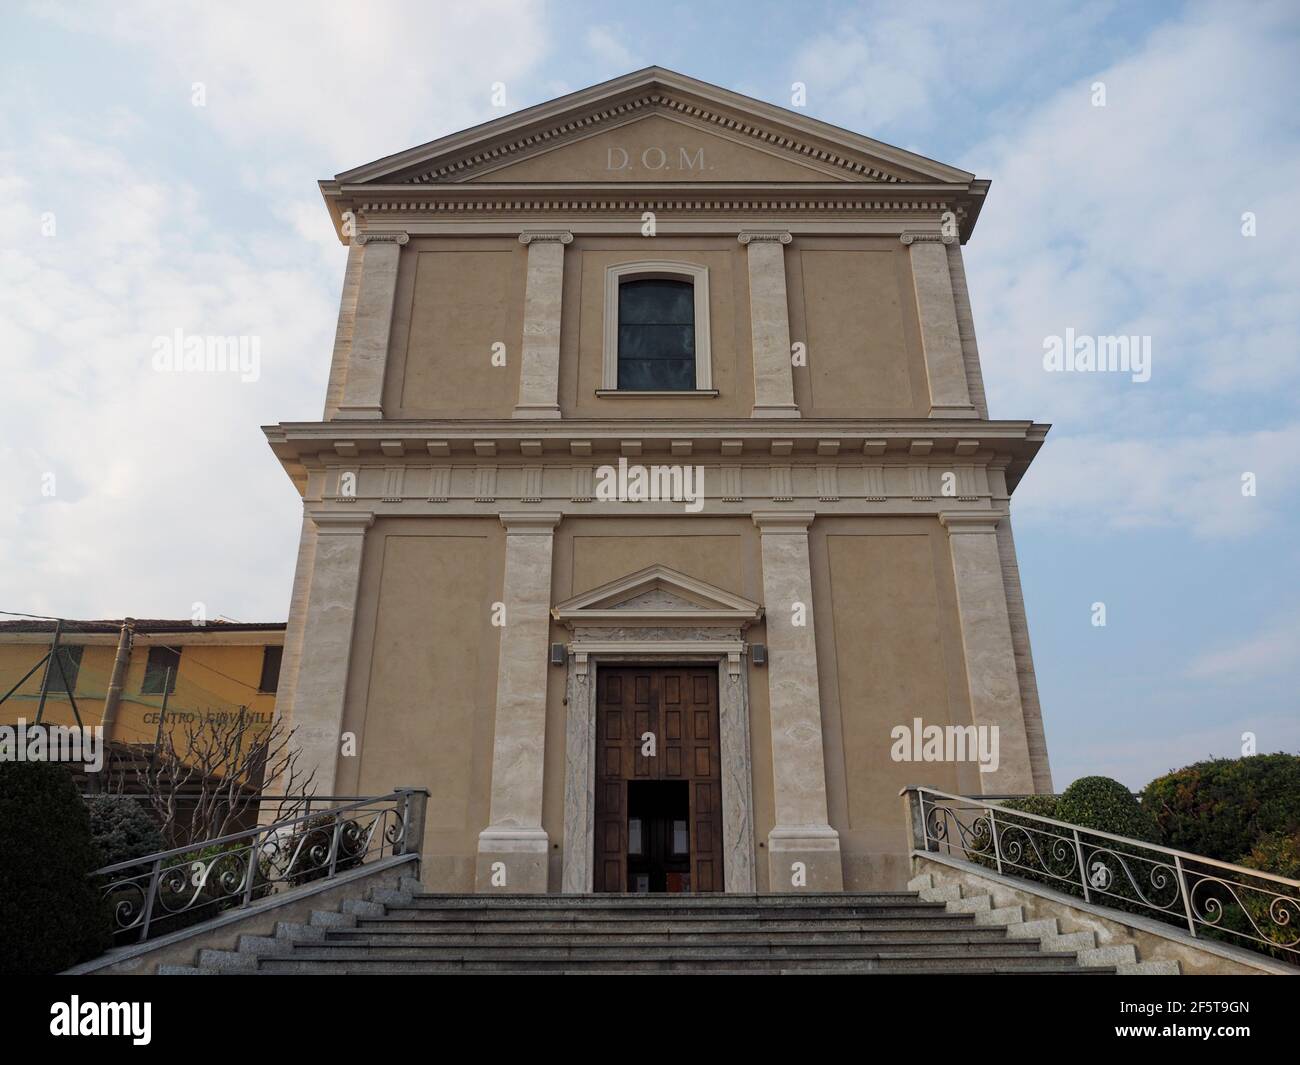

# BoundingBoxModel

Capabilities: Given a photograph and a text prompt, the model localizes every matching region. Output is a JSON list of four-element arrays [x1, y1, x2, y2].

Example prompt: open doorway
[[627, 780, 691, 893]]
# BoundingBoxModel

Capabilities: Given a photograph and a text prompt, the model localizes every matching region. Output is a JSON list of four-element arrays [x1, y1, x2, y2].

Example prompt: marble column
[[739, 231, 800, 419], [900, 232, 977, 419], [476, 512, 562, 892], [513, 230, 571, 419], [290, 511, 373, 794], [752, 512, 843, 891], [939, 512, 1035, 793], [336, 232, 407, 419]]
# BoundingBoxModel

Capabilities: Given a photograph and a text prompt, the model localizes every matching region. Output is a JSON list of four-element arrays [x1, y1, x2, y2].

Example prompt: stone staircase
[[160, 875, 1135, 974], [907, 871, 1179, 975]]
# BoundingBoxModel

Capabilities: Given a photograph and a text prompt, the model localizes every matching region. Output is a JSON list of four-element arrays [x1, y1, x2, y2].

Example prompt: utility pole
[[93, 619, 134, 794], [100, 618, 134, 739]]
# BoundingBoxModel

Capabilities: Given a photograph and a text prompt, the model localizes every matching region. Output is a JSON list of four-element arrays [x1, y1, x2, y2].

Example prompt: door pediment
[[552, 564, 762, 628]]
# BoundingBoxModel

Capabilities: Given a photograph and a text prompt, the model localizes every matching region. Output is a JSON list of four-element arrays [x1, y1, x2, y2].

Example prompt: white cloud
[[585, 26, 638, 72], [0, 2, 553, 623], [1188, 613, 1300, 680], [36, 0, 550, 165], [1014, 425, 1300, 538], [965, 1, 1300, 423]]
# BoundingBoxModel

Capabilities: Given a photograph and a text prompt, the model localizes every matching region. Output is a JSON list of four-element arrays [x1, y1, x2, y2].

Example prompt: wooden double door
[[594, 666, 724, 893]]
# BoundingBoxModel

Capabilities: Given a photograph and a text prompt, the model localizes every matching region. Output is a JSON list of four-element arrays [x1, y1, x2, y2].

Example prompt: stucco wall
[[332, 512, 995, 892]]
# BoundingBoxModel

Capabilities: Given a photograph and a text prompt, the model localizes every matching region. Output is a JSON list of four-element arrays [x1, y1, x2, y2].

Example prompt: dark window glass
[[617, 278, 695, 390], [142, 646, 181, 695], [43, 645, 83, 695], [259, 645, 283, 693]]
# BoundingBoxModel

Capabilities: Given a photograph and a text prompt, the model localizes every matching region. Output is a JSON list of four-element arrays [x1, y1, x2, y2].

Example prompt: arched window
[[617, 278, 695, 390], [601, 261, 714, 395]]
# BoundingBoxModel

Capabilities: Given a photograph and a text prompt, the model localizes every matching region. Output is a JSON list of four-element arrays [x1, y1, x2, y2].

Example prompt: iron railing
[[904, 786, 1300, 961], [91, 789, 427, 942]]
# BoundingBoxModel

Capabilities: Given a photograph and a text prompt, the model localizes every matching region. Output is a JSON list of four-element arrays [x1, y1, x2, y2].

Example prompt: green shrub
[[0, 761, 112, 974], [1242, 829, 1300, 880], [1001, 794, 1060, 820], [283, 814, 367, 886], [1141, 753, 1300, 862], [1057, 776, 1158, 842], [983, 795, 1079, 888], [85, 795, 165, 869]]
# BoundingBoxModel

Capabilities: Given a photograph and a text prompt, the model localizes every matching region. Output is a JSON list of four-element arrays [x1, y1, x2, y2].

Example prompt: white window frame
[[601, 261, 713, 393]]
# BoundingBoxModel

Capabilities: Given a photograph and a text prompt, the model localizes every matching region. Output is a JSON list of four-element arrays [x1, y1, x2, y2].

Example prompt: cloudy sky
[[1, 1, 1296, 788]]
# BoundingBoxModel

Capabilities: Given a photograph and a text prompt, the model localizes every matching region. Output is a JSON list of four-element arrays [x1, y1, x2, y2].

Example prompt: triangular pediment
[[552, 565, 762, 627], [335, 67, 972, 187]]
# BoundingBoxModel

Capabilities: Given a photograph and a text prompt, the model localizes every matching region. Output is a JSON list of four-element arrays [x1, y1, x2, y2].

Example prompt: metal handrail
[[89, 792, 409, 876], [90, 788, 428, 942], [905, 785, 1300, 888], [903, 785, 1300, 960]]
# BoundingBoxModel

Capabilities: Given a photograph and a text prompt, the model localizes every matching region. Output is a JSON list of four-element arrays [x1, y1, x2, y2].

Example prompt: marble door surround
[[552, 565, 762, 894]]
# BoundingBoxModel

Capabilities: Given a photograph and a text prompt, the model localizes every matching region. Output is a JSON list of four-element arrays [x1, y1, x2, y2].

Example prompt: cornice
[[399, 91, 910, 186]]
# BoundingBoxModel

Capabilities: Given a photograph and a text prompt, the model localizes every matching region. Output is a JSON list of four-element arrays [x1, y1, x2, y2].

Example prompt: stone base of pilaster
[[927, 403, 978, 418], [750, 404, 801, 418], [767, 824, 844, 892], [333, 404, 384, 419], [511, 403, 561, 419], [475, 826, 550, 893]]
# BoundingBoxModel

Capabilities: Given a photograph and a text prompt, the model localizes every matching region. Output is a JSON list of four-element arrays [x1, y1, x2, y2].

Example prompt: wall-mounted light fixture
[[751, 644, 767, 666], [550, 643, 567, 666]]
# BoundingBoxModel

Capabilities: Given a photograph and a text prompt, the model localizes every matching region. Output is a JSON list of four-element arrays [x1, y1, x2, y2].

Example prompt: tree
[[113, 707, 316, 847]]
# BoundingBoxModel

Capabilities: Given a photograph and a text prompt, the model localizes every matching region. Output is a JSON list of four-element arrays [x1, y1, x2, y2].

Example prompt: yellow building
[[0, 619, 285, 748]]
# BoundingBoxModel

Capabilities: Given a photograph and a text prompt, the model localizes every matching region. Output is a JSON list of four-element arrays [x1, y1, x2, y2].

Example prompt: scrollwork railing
[[906, 786, 1299, 962], [91, 790, 424, 942]]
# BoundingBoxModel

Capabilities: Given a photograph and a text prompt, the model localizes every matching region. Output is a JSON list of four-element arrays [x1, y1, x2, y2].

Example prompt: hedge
[[0, 761, 112, 974]]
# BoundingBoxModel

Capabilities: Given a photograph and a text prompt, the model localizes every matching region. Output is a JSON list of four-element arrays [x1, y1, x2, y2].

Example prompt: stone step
[[197, 948, 259, 973], [341, 898, 386, 917], [1117, 959, 1182, 975], [973, 904, 1024, 927], [1079, 944, 1139, 968], [944, 894, 991, 914], [326, 927, 1019, 946], [309, 909, 356, 929], [404, 892, 923, 907], [917, 883, 963, 903], [235, 934, 289, 957], [262, 939, 1055, 961], [256, 949, 1088, 974], [157, 965, 215, 975], [382, 902, 949, 922], [1006, 918, 1060, 940], [1042, 931, 1096, 953], [357, 913, 981, 932], [275, 920, 327, 944], [320, 931, 1037, 952], [327, 920, 1013, 946]]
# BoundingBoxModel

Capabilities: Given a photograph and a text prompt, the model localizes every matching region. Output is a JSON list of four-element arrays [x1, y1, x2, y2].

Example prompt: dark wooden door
[[594, 666, 723, 892]]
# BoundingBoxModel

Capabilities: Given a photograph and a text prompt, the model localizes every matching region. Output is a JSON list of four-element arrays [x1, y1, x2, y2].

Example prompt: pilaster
[[290, 511, 373, 794], [740, 231, 800, 419], [476, 511, 562, 891], [336, 233, 407, 419], [939, 511, 1035, 793], [752, 511, 843, 891], [513, 230, 571, 419], [901, 231, 977, 419]]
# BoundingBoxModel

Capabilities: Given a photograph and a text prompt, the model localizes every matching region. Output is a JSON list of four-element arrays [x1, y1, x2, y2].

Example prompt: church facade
[[265, 68, 1052, 895]]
